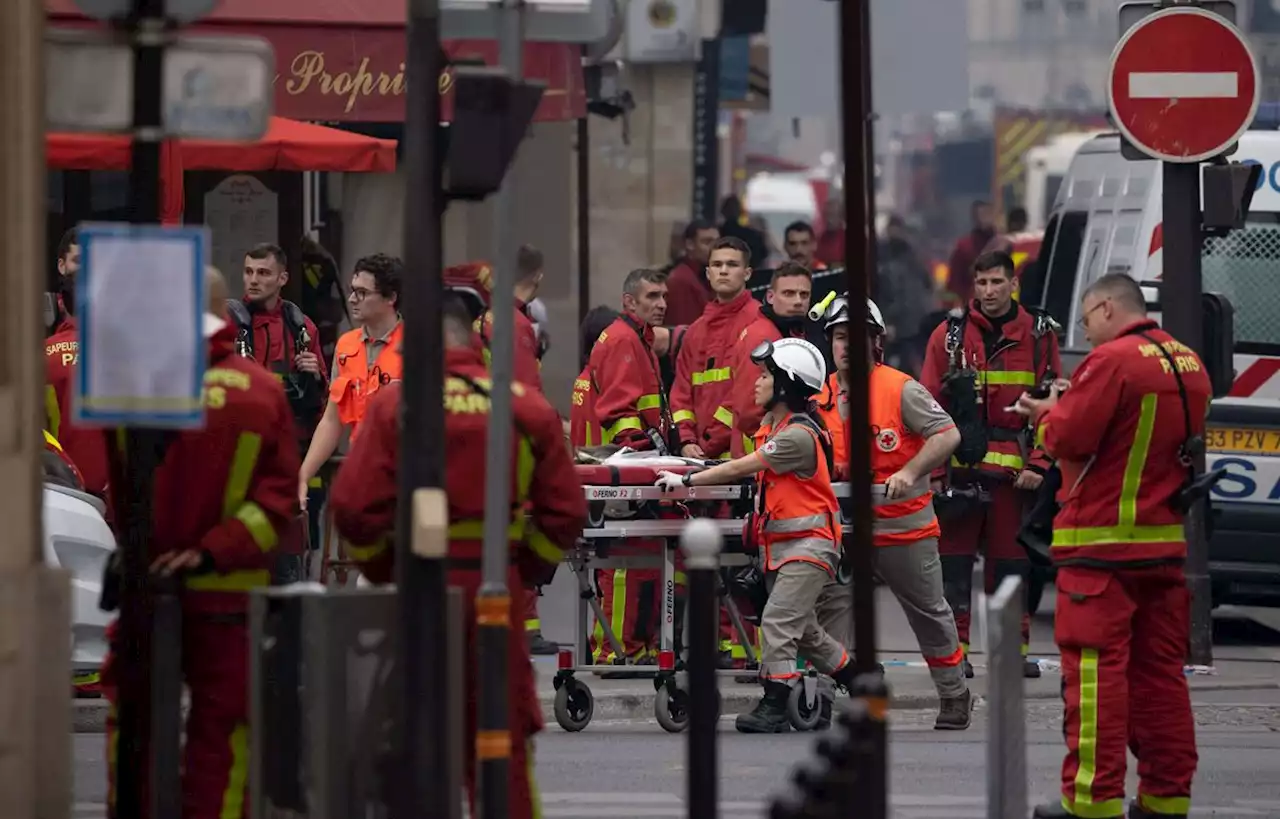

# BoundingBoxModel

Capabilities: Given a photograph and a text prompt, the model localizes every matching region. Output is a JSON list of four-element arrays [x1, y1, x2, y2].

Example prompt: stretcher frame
[[551, 482, 760, 734], [551, 479, 858, 733]]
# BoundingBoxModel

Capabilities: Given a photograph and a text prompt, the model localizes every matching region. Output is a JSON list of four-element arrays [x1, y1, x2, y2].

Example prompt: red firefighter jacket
[[570, 365, 599, 447], [149, 324, 301, 613], [730, 311, 810, 458], [329, 346, 586, 585], [44, 321, 112, 501], [588, 313, 667, 449], [1035, 320, 1210, 567], [920, 302, 1060, 479], [671, 290, 762, 458], [664, 258, 712, 327]]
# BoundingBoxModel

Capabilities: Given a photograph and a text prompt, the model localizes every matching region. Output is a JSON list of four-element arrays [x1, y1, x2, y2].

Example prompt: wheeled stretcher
[[551, 451, 854, 734]]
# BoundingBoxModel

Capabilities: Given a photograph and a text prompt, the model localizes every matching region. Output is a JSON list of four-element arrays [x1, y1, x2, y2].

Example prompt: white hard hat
[[750, 337, 826, 394], [866, 298, 886, 334]]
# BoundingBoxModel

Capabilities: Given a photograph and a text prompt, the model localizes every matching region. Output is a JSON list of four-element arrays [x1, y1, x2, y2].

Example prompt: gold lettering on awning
[[284, 51, 456, 114]]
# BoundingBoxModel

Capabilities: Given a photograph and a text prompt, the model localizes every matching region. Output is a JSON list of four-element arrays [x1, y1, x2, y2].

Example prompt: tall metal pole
[[115, 1, 167, 815], [478, 1, 525, 815], [396, 0, 451, 817], [842, 1, 888, 817], [1161, 161, 1213, 667], [576, 113, 591, 327]]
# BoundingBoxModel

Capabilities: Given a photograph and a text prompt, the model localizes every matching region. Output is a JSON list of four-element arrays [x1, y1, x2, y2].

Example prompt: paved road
[[69, 693, 1280, 819]]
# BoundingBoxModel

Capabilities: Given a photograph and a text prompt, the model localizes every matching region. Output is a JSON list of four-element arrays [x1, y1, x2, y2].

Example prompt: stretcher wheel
[[786, 680, 823, 732], [654, 685, 690, 733], [553, 678, 594, 732]]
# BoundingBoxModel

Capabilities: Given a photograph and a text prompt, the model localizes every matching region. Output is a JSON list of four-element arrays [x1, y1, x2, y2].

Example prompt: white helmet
[[750, 337, 827, 396], [866, 298, 886, 335]]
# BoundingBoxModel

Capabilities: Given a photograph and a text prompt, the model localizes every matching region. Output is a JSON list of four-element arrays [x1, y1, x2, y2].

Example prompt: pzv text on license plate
[[1206, 427, 1280, 455]]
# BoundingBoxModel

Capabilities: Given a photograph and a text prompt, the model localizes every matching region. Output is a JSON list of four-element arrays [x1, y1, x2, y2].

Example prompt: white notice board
[[74, 223, 209, 429]]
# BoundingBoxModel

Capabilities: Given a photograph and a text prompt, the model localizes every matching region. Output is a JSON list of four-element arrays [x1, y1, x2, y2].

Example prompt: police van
[[1024, 127, 1280, 607]]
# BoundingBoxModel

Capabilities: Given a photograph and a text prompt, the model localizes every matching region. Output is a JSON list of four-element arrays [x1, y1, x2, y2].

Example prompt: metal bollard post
[[681, 519, 723, 819], [987, 575, 1027, 819]]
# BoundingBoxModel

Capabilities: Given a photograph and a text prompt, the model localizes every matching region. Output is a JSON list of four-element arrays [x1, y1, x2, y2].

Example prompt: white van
[[1028, 130, 1280, 606], [1024, 131, 1109, 231]]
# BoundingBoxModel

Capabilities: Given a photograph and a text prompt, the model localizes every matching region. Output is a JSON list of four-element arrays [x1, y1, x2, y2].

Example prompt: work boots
[[1024, 658, 1042, 678], [934, 688, 972, 731], [962, 656, 975, 678], [1031, 798, 1186, 819], [735, 680, 792, 733], [527, 630, 558, 656]]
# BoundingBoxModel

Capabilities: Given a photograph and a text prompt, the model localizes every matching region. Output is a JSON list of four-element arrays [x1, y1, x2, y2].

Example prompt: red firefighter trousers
[[105, 617, 252, 819], [1055, 564, 1197, 818], [458, 565, 543, 819], [938, 480, 1032, 654]]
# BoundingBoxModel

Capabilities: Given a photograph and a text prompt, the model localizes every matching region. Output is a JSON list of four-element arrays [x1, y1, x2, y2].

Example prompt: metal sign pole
[[841, 1, 888, 815], [478, 1, 525, 816], [396, 0, 451, 816], [1161, 159, 1214, 667], [114, 0, 167, 815]]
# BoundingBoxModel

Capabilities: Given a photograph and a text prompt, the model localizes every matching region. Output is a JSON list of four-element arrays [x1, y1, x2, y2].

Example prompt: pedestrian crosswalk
[[70, 795, 1280, 818]]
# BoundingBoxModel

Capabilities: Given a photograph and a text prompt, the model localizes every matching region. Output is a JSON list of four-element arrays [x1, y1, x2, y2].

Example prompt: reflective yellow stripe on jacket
[[1051, 393, 1186, 549], [186, 431, 277, 593], [692, 367, 731, 386], [45, 386, 62, 439], [978, 370, 1036, 387]]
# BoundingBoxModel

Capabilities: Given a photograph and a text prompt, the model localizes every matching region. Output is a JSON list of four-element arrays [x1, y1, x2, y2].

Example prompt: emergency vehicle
[[1026, 129, 1280, 608], [1023, 131, 1108, 231]]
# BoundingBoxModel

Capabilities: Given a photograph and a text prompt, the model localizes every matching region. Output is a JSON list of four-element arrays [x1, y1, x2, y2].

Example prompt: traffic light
[[444, 66, 545, 201]]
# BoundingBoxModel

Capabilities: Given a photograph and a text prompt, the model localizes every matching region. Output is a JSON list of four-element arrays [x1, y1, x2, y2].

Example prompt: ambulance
[[1026, 129, 1280, 606]]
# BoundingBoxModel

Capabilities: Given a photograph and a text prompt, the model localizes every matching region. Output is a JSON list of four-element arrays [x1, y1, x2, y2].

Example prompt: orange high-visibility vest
[[752, 413, 841, 574], [815, 373, 847, 476], [330, 323, 404, 439], [869, 364, 941, 546]]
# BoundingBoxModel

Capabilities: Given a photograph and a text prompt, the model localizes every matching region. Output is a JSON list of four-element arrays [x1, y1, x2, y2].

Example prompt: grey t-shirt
[[900, 380, 955, 438], [757, 418, 819, 479]]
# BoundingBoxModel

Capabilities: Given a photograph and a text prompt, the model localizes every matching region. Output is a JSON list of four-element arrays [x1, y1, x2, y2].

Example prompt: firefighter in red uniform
[[921, 250, 1060, 678], [1019, 274, 1205, 819], [44, 228, 112, 504], [445, 255, 554, 651], [731, 262, 817, 458], [104, 268, 300, 819], [582, 270, 674, 670], [670, 235, 763, 663], [330, 295, 586, 819], [570, 306, 620, 448]]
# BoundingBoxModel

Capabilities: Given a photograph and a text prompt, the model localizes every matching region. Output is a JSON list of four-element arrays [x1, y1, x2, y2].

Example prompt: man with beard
[[782, 221, 827, 271], [730, 262, 821, 458], [946, 201, 998, 304]]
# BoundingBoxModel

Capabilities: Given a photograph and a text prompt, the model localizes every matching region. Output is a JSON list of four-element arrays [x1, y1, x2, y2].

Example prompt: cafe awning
[[46, 116, 398, 172], [45, 0, 586, 122]]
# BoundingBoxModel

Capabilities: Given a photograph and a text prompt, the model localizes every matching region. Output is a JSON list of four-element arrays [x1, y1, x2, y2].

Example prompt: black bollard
[[681, 519, 723, 818]]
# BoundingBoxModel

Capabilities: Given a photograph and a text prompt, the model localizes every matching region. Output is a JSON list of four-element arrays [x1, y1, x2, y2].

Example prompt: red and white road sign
[[1108, 6, 1260, 164]]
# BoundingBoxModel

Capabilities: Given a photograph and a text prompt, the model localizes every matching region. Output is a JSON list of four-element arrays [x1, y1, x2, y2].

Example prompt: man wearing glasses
[[298, 253, 404, 510]]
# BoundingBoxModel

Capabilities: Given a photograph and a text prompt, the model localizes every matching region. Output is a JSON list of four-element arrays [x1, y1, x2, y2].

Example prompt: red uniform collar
[[447, 345, 487, 370], [208, 323, 237, 364], [622, 310, 656, 345], [707, 289, 754, 316], [1116, 318, 1160, 338]]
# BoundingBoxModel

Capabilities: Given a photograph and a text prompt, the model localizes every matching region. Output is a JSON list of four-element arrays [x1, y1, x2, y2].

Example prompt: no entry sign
[[1108, 6, 1260, 163]]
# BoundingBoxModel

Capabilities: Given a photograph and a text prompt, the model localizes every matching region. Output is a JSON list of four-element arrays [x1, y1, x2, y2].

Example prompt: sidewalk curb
[[69, 678, 1280, 733]]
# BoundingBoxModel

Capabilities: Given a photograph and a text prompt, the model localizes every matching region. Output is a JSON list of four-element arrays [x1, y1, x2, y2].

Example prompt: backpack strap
[[224, 300, 254, 356], [944, 309, 967, 371], [780, 412, 836, 479], [279, 300, 312, 358]]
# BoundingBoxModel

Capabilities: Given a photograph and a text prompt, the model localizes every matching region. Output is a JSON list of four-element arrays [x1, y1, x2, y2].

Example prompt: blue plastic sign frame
[[73, 223, 208, 429]]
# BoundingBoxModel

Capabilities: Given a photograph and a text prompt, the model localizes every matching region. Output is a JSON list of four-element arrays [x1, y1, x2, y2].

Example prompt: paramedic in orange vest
[[297, 253, 403, 509], [330, 295, 585, 819], [816, 296, 973, 730], [1018, 274, 1206, 819], [659, 338, 854, 733], [670, 235, 764, 664], [921, 250, 1061, 679]]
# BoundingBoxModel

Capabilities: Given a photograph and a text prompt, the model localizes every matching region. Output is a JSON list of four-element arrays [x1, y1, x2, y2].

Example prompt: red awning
[[45, 0, 407, 25], [46, 117, 397, 172]]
